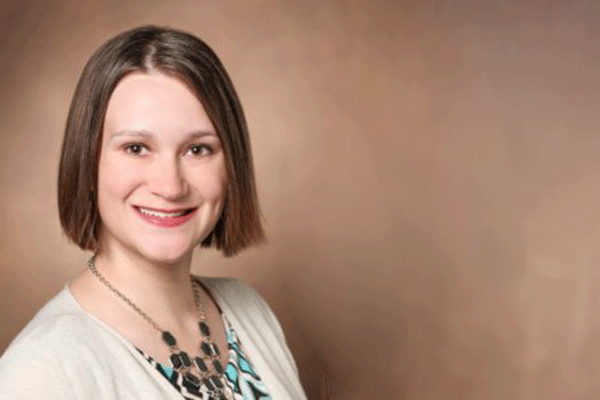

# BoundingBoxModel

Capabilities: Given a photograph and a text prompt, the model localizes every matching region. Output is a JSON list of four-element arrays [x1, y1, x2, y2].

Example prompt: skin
[[70, 71, 230, 365]]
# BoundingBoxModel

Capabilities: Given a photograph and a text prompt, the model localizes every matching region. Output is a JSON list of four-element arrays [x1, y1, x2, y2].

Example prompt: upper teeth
[[138, 207, 187, 218]]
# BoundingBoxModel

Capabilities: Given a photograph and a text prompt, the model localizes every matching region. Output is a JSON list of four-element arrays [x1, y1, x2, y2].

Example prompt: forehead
[[103, 71, 214, 137]]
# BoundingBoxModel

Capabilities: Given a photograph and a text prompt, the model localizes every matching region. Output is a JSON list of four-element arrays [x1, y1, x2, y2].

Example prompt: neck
[[91, 243, 198, 327]]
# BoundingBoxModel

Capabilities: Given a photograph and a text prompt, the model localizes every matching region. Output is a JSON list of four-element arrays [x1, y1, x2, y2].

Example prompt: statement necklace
[[87, 255, 230, 399]]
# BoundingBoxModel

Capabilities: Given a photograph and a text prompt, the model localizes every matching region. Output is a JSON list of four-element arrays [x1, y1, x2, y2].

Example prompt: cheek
[[194, 161, 228, 202], [199, 175, 227, 202], [97, 154, 141, 205]]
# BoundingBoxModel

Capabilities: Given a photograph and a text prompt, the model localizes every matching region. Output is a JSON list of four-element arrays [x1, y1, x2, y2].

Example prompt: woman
[[0, 26, 307, 400]]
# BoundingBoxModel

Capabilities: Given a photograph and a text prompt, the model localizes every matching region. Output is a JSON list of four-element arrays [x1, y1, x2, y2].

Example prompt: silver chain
[[87, 255, 230, 399], [87, 254, 207, 332], [87, 255, 164, 332]]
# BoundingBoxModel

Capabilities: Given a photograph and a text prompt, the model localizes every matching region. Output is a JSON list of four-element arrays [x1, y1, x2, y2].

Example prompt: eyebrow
[[108, 129, 217, 140]]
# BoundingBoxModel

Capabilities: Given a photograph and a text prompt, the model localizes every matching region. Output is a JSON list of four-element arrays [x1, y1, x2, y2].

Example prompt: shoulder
[[0, 288, 107, 398], [197, 277, 276, 322], [197, 277, 303, 392], [199, 276, 264, 303], [197, 276, 290, 352], [2, 288, 102, 357]]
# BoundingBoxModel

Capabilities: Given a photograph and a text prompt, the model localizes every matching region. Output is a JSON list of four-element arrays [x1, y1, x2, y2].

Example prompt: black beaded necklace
[[87, 255, 230, 399]]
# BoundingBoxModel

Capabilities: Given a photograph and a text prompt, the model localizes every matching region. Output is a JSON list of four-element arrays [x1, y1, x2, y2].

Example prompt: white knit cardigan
[[0, 277, 307, 399]]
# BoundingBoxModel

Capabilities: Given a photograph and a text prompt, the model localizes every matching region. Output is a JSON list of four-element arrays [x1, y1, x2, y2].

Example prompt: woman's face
[[96, 71, 227, 264]]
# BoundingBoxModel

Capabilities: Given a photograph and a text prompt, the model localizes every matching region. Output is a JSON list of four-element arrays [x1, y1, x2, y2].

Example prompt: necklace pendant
[[87, 261, 229, 397]]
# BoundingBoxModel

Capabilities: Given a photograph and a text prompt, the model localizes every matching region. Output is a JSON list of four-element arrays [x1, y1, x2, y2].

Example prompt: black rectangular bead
[[213, 359, 223, 374], [194, 356, 208, 372], [180, 351, 191, 367], [203, 377, 215, 391], [201, 341, 212, 356], [199, 321, 211, 337], [170, 353, 183, 369], [182, 379, 201, 395], [162, 331, 177, 347], [211, 375, 224, 388], [185, 372, 200, 386]]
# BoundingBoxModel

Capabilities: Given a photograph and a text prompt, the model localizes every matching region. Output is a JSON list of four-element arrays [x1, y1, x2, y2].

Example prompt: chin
[[136, 239, 196, 266]]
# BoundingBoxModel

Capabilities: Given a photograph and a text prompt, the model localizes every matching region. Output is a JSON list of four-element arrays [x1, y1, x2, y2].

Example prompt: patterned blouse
[[137, 317, 272, 400]]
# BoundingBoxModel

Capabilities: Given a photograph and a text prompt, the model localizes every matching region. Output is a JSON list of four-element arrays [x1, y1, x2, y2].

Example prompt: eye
[[186, 144, 213, 156], [124, 143, 148, 155]]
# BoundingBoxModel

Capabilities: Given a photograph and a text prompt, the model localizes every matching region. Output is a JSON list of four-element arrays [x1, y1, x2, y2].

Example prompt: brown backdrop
[[2, 1, 600, 399]]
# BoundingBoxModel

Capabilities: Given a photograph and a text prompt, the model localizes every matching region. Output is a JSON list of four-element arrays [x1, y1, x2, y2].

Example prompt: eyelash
[[124, 143, 148, 155], [122, 143, 213, 157], [186, 144, 213, 156]]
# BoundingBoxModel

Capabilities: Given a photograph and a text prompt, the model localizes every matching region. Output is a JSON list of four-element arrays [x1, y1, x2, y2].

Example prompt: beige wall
[[2, 1, 600, 398]]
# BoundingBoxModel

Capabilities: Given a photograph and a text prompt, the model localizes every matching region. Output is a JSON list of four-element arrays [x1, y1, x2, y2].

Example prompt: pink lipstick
[[133, 206, 197, 227]]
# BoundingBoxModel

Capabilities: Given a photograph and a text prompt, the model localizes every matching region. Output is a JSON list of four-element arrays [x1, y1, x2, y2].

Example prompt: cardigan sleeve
[[0, 313, 121, 400], [0, 348, 65, 399]]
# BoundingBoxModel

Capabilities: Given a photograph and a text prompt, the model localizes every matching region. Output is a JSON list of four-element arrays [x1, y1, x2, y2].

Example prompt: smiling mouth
[[134, 206, 197, 218]]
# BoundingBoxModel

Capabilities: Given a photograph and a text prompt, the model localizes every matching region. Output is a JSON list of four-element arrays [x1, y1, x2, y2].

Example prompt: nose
[[148, 156, 189, 201]]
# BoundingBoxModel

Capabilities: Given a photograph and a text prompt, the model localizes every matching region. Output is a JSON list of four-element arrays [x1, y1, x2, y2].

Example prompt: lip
[[133, 205, 198, 228]]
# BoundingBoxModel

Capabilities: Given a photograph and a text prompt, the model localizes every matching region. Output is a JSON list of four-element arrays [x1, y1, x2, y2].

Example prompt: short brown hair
[[58, 25, 265, 256]]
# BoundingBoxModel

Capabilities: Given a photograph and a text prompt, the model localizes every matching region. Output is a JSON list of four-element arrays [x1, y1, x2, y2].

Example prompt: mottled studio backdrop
[[1, 1, 600, 399]]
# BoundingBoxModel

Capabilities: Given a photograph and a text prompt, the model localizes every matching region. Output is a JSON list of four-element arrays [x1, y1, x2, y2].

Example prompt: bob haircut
[[58, 25, 265, 257]]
